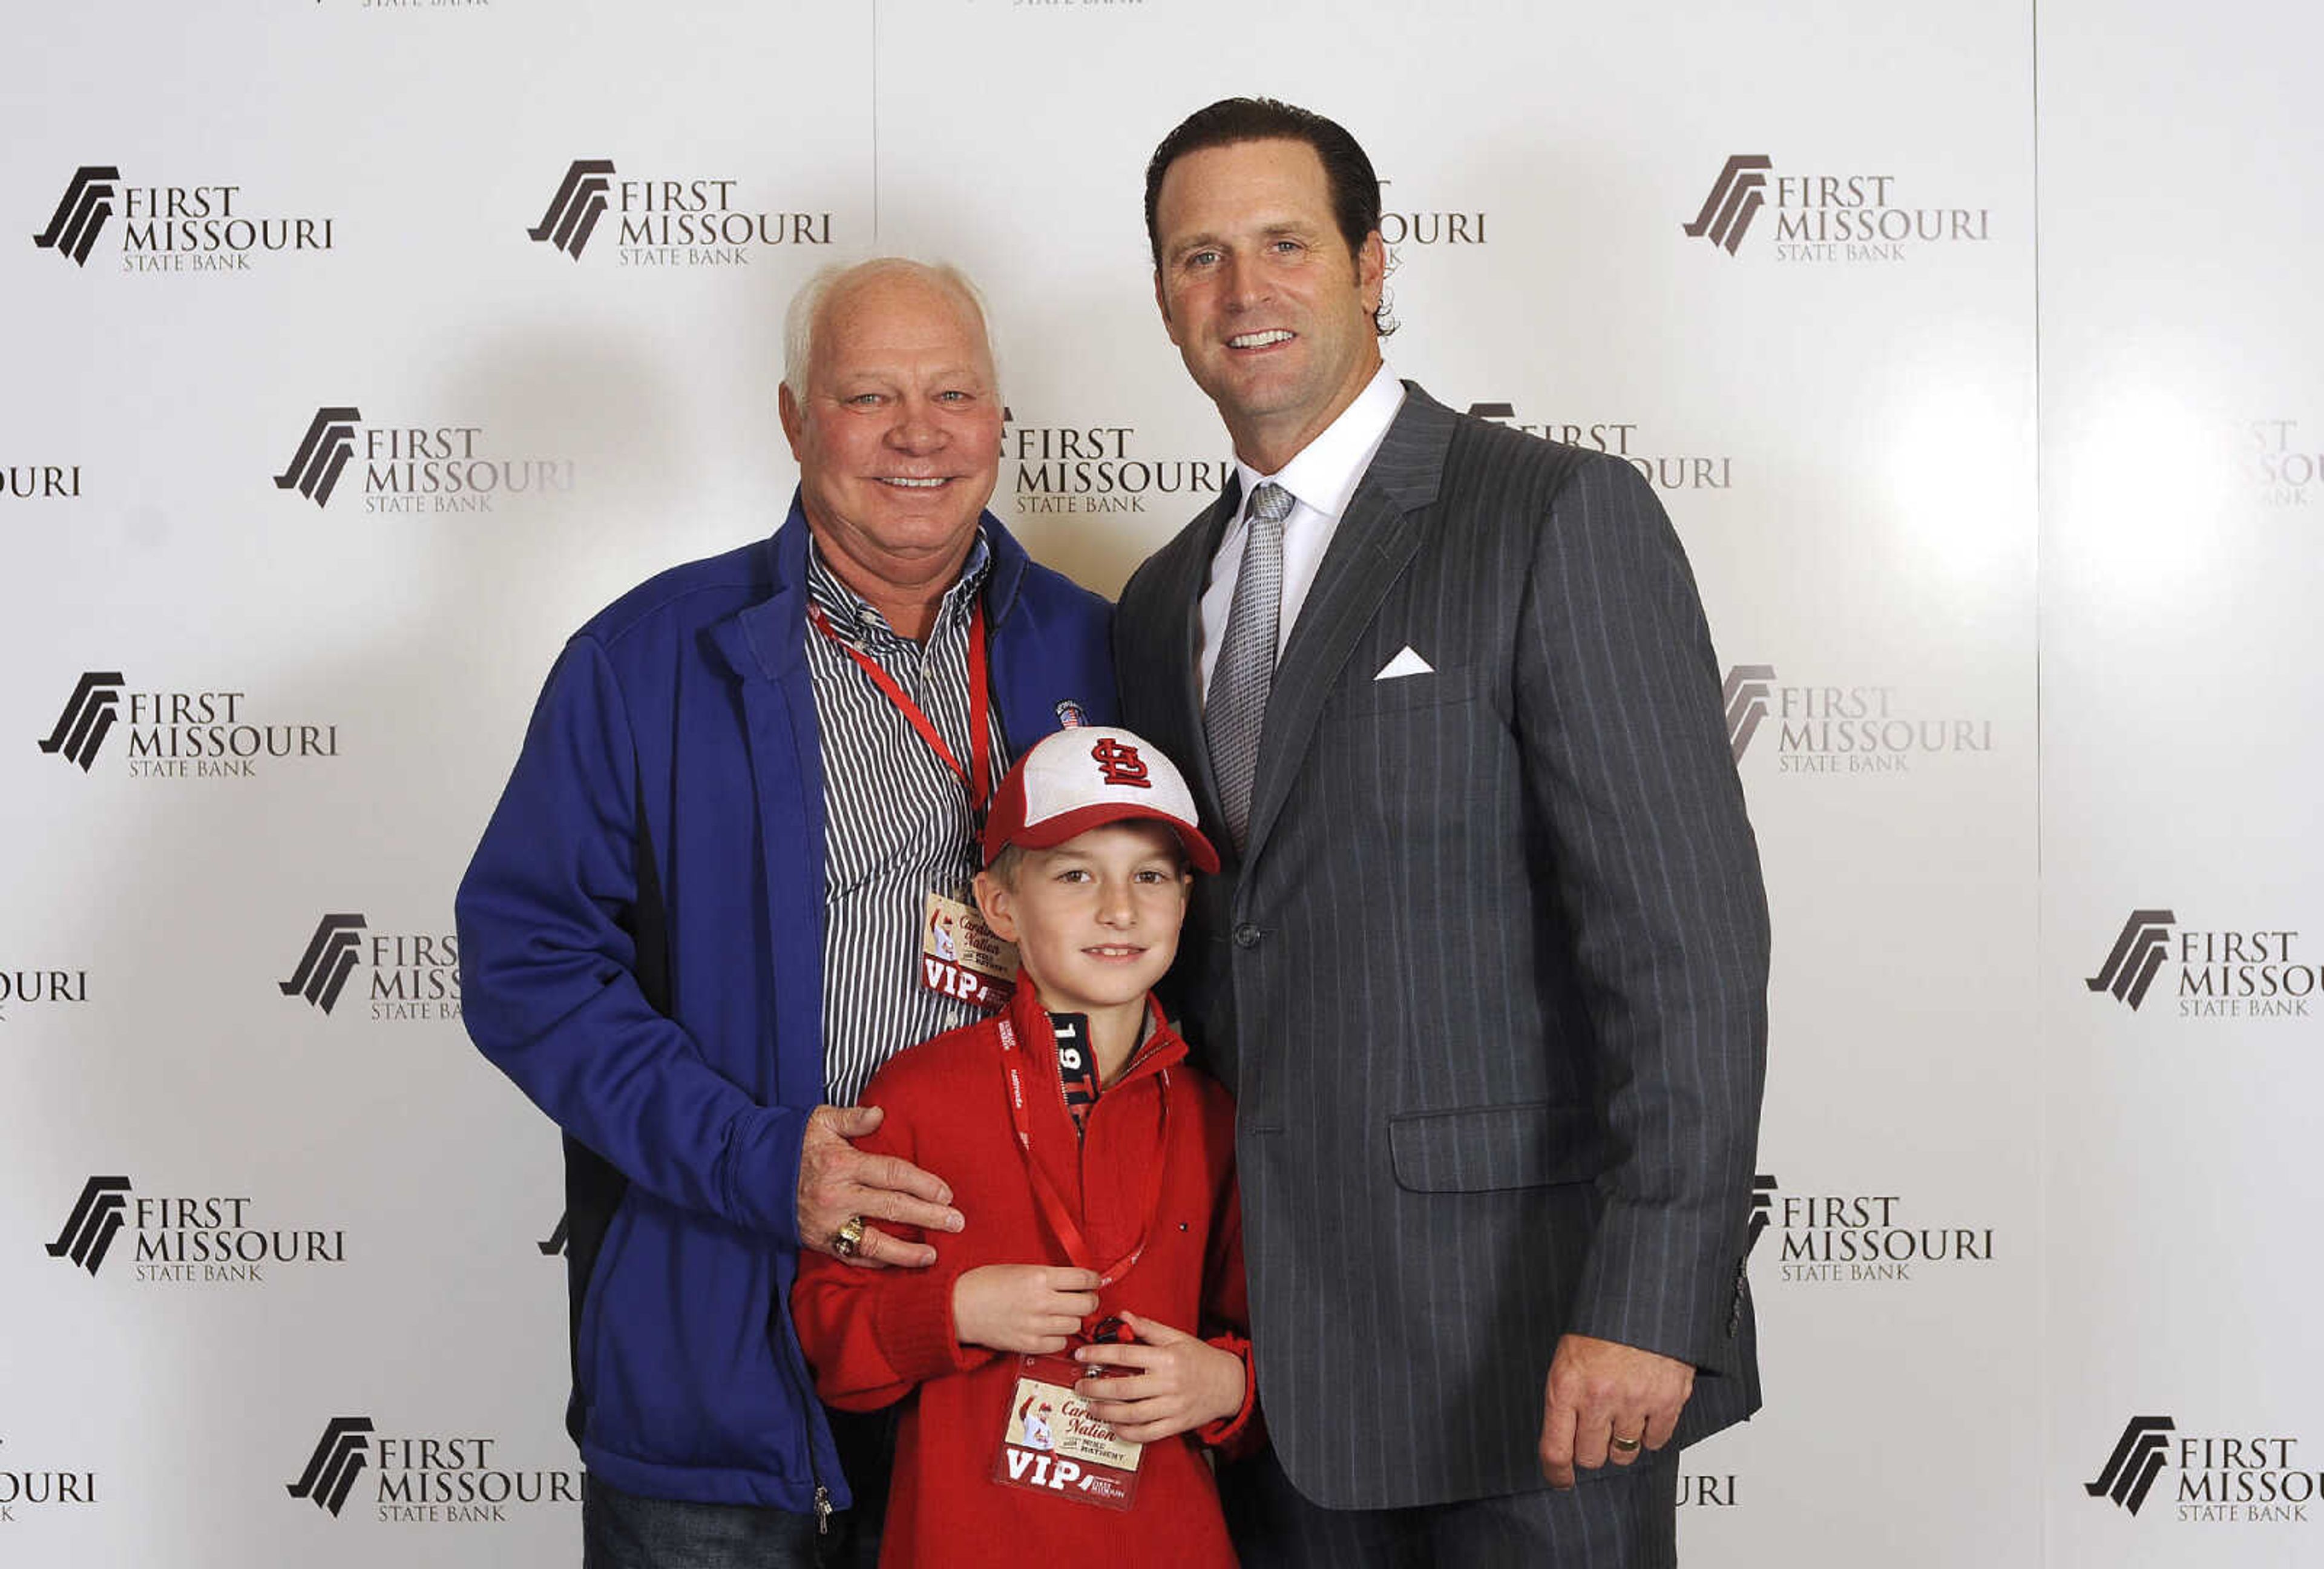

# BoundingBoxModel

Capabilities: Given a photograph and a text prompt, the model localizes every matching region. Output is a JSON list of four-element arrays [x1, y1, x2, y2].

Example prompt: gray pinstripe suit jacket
[[1115, 385, 1770, 1510]]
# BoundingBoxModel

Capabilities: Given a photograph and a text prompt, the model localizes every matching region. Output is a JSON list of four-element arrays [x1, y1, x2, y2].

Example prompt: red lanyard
[[997, 1016, 1169, 1289], [809, 597, 994, 816]]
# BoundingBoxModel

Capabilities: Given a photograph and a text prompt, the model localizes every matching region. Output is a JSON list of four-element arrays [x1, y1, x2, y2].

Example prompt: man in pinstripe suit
[[1114, 99, 1771, 1565]]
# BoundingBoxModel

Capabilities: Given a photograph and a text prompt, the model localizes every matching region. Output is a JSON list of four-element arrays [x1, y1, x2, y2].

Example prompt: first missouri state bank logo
[[1745, 1173, 1994, 1284], [281, 915, 369, 1015], [1682, 156, 1771, 254], [274, 407, 361, 506], [280, 913, 461, 1022], [36, 672, 123, 771], [1721, 663, 1993, 775], [43, 1175, 347, 1283], [528, 160, 614, 258], [34, 670, 338, 778], [30, 165, 334, 272], [2089, 1418, 2176, 1516], [1745, 1174, 1776, 1254], [2086, 911, 2177, 1011], [44, 1176, 131, 1274], [1682, 153, 1991, 263], [31, 166, 119, 266], [1465, 403, 1737, 495], [0, 1434, 101, 1521], [288, 1418, 375, 1518], [525, 158, 835, 266], [1723, 666, 1775, 763], [274, 406, 575, 513], [2087, 910, 2317, 1019], [2086, 1415, 2318, 1524], [286, 1414, 580, 1524], [1001, 406, 1231, 518], [0, 962, 90, 1025]]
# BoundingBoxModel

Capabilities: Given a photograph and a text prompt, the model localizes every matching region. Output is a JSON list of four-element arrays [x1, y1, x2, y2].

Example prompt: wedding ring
[[1610, 1435, 1643, 1453]]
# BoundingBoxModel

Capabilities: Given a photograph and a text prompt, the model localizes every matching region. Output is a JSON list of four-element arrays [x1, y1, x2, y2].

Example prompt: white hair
[[781, 257, 1000, 401]]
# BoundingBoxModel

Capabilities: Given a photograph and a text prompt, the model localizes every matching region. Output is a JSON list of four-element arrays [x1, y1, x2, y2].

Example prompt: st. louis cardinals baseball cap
[[982, 725, 1219, 874]]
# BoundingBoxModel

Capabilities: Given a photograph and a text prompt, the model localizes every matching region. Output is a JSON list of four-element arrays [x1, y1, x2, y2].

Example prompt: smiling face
[[1152, 137, 1385, 473], [974, 821, 1190, 1026], [779, 267, 1003, 613]]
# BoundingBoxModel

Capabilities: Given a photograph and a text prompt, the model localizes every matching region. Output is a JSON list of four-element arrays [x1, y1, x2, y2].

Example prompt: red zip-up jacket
[[792, 984, 1255, 1567]]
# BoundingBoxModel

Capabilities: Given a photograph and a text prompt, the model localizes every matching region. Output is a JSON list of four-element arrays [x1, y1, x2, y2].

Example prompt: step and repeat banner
[[3, 2, 2314, 1564]]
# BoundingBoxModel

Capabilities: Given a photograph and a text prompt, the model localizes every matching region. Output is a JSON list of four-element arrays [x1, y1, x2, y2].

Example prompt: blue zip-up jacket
[[455, 499, 1116, 1509]]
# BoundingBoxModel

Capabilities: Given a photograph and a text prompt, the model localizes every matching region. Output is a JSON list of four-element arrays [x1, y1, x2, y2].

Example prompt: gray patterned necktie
[[1205, 481, 1294, 855]]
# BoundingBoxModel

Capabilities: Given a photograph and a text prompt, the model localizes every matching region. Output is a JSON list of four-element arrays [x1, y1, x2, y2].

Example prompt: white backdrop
[[2, 2, 2314, 1564]]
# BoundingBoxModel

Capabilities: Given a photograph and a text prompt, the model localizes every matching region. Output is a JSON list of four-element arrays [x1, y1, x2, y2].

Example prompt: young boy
[[793, 726, 1253, 1567]]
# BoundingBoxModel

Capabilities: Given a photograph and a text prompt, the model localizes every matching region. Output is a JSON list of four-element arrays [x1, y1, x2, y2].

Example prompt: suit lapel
[[1161, 479, 1241, 833], [1241, 389, 1453, 866]]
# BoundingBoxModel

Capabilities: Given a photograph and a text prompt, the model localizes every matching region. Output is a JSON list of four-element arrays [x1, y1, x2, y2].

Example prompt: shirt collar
[[806, 527, 993, 647], [1232, 362, 1406, 523]]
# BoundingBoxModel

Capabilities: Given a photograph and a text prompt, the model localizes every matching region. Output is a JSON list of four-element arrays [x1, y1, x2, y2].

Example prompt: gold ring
[[1610, 1435, 1643, 1453], [832, 1215, 866, 1260]]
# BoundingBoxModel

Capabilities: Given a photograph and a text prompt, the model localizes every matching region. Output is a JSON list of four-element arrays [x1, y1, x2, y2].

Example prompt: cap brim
[[999, 801, 1220, 875]]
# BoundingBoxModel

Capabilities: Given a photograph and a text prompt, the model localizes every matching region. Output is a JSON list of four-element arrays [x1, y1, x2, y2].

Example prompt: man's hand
[[1538, 1334, 1695, 1488], [952, 1265, 1103, 1354], [796, 1104, 962, 1269], [1071, 1311, 1247, 1442]]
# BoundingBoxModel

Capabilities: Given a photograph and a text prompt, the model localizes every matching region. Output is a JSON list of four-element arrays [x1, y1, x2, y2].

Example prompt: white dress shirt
[[1197, 363, 1407, 702]]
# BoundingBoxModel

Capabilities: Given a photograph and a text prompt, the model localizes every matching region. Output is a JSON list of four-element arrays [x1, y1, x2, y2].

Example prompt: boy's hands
[[953, 1265, 1102, 1354], [1070, 1311, 1246, 1442]]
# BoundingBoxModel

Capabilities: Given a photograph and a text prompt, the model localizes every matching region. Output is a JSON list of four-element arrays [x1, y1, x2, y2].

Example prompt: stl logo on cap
[[1090, 737, 1152, 789], [982, 725, 1219, 873]]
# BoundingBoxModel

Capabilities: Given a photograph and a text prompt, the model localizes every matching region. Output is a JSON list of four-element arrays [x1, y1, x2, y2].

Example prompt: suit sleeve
[[792, 1074, 990, 1409], [1512, 453, 1770, 1375], [455, 634, 810, 1242]]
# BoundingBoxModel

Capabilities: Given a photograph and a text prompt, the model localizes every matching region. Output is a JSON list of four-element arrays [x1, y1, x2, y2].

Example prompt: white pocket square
[[1374, 646, 1434, 680]]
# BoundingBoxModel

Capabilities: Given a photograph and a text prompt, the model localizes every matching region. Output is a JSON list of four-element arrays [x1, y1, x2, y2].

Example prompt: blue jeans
[[582, 1409, 897, 1569], [582, 1476, 820, 1569]]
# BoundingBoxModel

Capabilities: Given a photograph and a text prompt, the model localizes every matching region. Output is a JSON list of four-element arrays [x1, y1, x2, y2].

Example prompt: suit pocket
[[1326, 663, 1478, 718], [1389, 1102, 1603, 1193]]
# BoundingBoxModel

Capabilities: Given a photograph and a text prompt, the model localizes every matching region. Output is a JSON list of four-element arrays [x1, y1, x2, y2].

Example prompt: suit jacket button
[[1233, 923, 1262, 949]]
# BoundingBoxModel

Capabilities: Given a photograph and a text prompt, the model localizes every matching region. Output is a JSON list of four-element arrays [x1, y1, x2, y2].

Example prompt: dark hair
[[1144, 97, 1394, 336]]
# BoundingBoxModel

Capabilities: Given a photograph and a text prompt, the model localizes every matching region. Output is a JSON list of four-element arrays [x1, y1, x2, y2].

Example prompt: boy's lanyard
[[807, 597, 994, 817], [996, 1016, 1169, 1289]]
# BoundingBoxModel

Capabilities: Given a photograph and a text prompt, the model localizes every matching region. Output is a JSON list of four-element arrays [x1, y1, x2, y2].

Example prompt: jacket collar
[[1002, 983, 1186, 1091], [711, 492, 1031, 683]]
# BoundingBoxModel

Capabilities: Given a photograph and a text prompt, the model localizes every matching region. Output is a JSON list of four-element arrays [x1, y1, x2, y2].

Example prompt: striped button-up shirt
[[806, 533, 1011, 1107]]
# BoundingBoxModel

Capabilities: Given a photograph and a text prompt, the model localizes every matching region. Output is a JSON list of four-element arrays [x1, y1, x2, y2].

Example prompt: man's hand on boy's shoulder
[[953, 1264, 1103, 1354], [1070, 1311, 1247, 1442], [797, 1102, 964, 1269]]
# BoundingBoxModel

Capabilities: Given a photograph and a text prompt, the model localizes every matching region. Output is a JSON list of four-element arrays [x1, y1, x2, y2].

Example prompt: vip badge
[[992, 1355, 1141, 1511], [921, 892, 1017, 1009]]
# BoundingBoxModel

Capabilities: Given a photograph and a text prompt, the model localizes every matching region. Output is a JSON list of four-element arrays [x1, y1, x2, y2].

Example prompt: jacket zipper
[[772, 1265, 832, 1532]]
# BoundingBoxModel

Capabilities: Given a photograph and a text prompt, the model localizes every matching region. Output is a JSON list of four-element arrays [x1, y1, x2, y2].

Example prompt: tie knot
[[1247, 481, 1295, 528]]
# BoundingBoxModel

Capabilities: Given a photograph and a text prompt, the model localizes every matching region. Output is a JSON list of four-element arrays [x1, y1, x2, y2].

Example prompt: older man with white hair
[[458, 258, 1117, 1568]]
